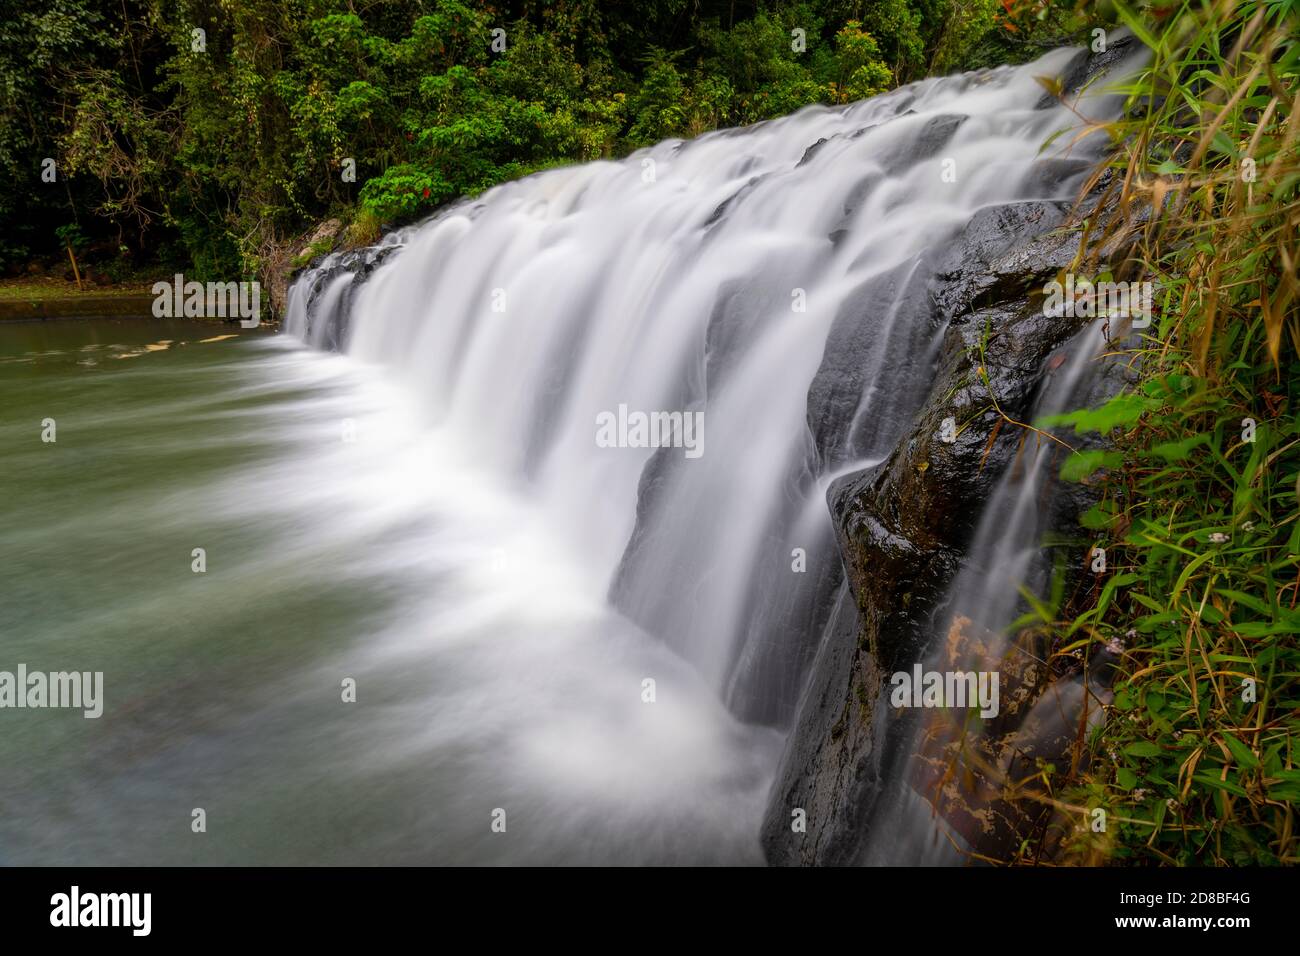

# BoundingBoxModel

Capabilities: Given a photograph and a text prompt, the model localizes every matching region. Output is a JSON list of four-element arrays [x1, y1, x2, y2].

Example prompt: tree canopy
[[0, 0, 1090, 281]]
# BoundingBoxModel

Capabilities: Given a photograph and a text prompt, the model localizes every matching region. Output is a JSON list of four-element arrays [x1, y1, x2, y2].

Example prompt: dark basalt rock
[[703, 175, 768, 229], [764, 163, 1137, 866], [804, 259, 940, 471], [772, 159, 1138, 863], [295, 243, 403, 350], [905, 113, 968, 160], [865, 114, 969, 176], [1047, 32, 1139, 108], [797, 137, 830, 167], [761, 583, 889, 866], [804, 196, 1085, 477], [928, 200, 1073, 315], [836, 291, 1095, 675]]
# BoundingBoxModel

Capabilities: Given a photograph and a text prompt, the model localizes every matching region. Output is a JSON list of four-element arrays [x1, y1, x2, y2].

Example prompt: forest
[[0, 0, 1095, 285]]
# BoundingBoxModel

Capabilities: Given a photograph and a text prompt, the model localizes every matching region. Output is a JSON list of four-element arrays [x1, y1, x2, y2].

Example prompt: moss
[[289, 238, 337, 270]]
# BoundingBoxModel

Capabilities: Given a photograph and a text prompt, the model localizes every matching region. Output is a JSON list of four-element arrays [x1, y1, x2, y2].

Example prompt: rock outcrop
[[762, 38, 1142, 866]]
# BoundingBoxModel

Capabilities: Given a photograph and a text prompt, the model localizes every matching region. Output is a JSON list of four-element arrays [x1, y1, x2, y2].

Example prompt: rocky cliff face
[[282, 241, 404, 347], [762, 39, 1141, 866]]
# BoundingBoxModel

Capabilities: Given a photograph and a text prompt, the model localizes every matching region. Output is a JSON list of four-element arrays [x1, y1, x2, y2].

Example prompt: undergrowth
[[1017, 0, 1299, 865]]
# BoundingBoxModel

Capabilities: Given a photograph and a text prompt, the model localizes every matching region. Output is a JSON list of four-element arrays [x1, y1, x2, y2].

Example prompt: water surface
[[0, 317, 776, 864]]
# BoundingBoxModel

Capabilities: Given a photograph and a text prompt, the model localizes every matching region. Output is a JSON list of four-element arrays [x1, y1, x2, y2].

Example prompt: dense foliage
[[1, 0, 1092, 282], [1019, 0, 1299, 866]]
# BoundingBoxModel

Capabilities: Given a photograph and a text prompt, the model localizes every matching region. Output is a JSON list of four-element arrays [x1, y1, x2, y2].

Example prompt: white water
[[282, 47, 1124, 862], [864, 318, 1113, 866]]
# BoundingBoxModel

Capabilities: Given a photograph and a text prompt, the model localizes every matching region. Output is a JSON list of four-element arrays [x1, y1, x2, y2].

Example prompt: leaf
[[1222, 734, 1259, 770], [1144, 690, 1166, 718], [1097, 572, 1139, 618], [1080, 502, 1115, 530], [1266, 770, 1300, 802], [1150, 434, 1209, 462], [1218, 588, 1271, 616], [1125, 740, 1163, 758], [1037, 126, 1070, 155], [1061, 449, 1122, 482], [1038, 393, 1153, 435], [1111, 0, 1159, 51], [1209, 130, 1237, 158], [1261, 286, 1282, 369], [1194, 772, 1248, 798], [1033, 75, 1062, 98]]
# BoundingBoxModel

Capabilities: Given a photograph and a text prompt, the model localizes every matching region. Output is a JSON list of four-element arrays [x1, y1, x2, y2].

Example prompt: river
[[0, 317, 777, 864]]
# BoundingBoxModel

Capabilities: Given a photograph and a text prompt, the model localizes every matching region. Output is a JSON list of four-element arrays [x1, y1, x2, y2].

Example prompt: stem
[[66, 243, 83, 291]]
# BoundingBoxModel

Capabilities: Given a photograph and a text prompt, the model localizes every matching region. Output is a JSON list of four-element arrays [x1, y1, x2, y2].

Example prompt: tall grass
[[1027, 0, 1300, 865]]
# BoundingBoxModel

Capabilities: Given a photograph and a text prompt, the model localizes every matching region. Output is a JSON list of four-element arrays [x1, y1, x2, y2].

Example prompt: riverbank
[[0, 278, 157, 322], [0, 277, 283, 325]]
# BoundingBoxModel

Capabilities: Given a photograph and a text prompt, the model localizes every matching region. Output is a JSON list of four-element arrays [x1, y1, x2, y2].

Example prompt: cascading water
[[282, 44, 1133, 863], [861, 317, 1123, 865]]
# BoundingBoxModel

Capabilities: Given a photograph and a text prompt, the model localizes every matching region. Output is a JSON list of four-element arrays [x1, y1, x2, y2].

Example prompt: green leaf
[[1150, 434, 1209, 462], [1080, 502, 1116, 530], [1144, 690, 1166, 718], [1125, 740, 1162, 758], [1221, 734, 1259, 770], [1194, 772, 1248, 798], [1039, 393, 1153, 435], [1061, 449, 1122, 482]]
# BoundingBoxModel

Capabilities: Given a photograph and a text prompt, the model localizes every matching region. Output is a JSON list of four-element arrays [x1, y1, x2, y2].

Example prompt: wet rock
[[703, 176, 767, 230], [805, 196, 1083, 478], [294, 243, 403, 350], [869, 114, 968, 176], [762, 584, 889, 866], [929, 200, 1073, 317], [262, 218, 349, 319], [806, 262, 941, 472], [797, 138, 830, 167], [1054, 33, 1139, 104], [763, 178, 1136, 864]]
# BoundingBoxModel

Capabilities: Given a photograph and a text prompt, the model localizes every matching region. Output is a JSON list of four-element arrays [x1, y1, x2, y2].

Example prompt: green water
[[0, 318, 412, 863], [0, 317, 776, 865]]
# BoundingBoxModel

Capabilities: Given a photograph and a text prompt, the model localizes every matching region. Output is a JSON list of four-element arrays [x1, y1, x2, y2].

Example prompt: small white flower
[[1208, 532, 1229, 544]]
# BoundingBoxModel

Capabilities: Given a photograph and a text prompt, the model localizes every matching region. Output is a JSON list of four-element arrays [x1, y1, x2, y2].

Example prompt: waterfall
[[862, 318, 1122, 865], [284, 44, 1132, 862]]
